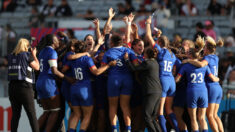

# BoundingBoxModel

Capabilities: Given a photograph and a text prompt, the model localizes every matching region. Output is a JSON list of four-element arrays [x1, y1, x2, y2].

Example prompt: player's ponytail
[[216, 39, 224, 47], [206, 36, 223, 54], [194, 36, 205, 53]]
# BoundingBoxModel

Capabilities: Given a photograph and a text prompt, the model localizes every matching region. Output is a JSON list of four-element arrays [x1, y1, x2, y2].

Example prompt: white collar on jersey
[[113, 46, 123, 48]]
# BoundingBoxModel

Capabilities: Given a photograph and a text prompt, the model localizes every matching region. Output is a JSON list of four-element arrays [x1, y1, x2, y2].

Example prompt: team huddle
[[33, 8, 224, 132]]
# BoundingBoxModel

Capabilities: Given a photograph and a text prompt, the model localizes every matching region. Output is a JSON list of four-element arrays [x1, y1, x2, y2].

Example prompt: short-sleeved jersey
[[174, 58, 182, 74], [178, 63, 212, 88], [202, 54, 219, 83], [66, 56, 95, 81], [102, 46, 137, 75], [62, 51, 74, 76], [175, 58, 187, 90], [154, 44, 176, 77], [38, 46, 58, 76]]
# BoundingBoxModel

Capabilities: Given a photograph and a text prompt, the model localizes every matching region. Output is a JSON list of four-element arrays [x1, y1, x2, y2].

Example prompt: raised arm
[[93, 18, 102, 40], [90, 35, 105, 56], [145, 16, 155, 47], [124, 13, 135, 44], [131, 23, 139, 39], [103, 8, 115, 34]]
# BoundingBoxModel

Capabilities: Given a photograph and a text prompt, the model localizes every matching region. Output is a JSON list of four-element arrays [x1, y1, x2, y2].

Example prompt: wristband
[[145, 22, 151, 24], [128, 22, 131, 26]]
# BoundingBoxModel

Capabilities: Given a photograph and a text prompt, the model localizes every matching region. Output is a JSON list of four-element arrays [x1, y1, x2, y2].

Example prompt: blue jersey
[[175, 58, 187, 89], [203, 54, 219, 84], [62, 51, 74, 76], [154, 44, 176, 77], [136, 54, 144, 63], [175, 58, 182, 74], [102, 46, 137, 75], [61, 51, 75, 101], [178, 63, 212, 88], [38, 46, 57, 77], [66, 56, 95, 82]]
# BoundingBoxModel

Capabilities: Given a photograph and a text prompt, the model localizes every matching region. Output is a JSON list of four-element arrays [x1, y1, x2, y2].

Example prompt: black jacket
[[126, 59, 162, 95]]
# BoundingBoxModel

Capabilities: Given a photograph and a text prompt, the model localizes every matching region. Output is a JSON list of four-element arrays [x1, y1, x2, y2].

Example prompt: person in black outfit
[[8, 38, 40, 132], [124, 48, 162, 132], [55, 0, 73, 17]]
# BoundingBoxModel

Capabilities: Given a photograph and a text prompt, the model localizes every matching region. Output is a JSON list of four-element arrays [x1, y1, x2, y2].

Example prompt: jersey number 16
[[164, 61, 172, 72], [75, 68, 83, 80]]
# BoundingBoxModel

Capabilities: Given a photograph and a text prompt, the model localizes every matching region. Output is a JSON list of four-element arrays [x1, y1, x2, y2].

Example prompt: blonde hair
[[183, 40, 195, 49], [189, 36, 205, 59], [195, 36, 205, 52], [12, 38, 29, 55], [206, 36, 224, 47], [206, 36, 224, 54]]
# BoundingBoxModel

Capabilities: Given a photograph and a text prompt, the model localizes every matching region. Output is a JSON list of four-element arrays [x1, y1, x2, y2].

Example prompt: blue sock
[[158, 115, 167, 132], [180, 130, 188, 132], [79, 130, 85, 132], [126, 125, 131, 130], [202, 130, 208, 132], [112, 125, 117, 132], [194, 130, 199, 132], [169, 113, 180, 132], [68, 129, 76, 132]]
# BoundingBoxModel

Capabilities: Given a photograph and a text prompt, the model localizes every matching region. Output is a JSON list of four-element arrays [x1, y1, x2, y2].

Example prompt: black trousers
[[143, 93, 162, 132], [9, 80, 39, 132]]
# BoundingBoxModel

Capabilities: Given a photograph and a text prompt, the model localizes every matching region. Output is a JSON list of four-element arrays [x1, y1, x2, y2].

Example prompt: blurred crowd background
[[0, 0, 235, 98]]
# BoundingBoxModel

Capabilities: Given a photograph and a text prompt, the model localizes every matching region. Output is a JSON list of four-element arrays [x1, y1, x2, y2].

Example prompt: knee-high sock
[[112, 125, 117, 132], [68, 129, 76, 132], [169, 113, 180, 132], [158, 115, 167, 132], [126, 126, 131, 130]]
